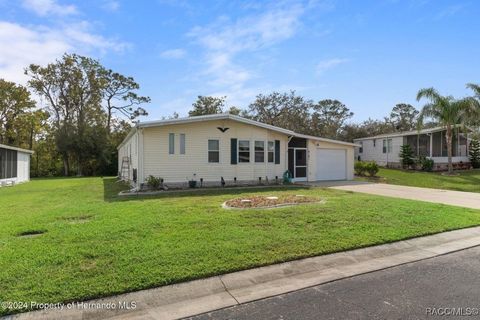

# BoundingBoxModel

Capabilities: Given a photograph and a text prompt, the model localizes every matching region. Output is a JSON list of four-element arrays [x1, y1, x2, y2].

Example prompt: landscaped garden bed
[[223, 195, 319, 209]]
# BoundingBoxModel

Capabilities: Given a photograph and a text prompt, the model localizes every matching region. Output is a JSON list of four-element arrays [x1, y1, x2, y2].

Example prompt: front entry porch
[[288, 137, 308, 182]]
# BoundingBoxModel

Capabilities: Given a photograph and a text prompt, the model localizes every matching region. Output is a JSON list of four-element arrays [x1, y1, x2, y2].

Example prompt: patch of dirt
[[224, 195, 320, 209], [80, 259, 97, 271], [17, 230, 46, 237], [60, 215, 93, 224]]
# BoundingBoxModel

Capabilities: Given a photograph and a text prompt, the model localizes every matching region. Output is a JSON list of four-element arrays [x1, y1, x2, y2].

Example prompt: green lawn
[[1, 177, 480, 315], [361, 168, 480, 193]]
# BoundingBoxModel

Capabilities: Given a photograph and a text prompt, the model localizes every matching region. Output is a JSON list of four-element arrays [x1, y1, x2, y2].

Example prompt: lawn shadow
[[102, 177, 310, 202], [103, 177, 131, 202]]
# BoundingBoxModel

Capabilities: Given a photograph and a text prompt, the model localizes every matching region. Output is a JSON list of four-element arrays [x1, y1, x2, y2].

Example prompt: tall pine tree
[[399, 144, 415, 169]]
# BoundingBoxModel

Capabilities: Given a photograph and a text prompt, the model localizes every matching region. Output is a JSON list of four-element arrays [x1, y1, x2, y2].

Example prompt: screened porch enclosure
[[403, 129, 469, 158], [0, 147, 18, 180]]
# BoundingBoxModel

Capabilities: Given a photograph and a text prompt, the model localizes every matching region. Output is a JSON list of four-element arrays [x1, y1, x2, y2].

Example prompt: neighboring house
[[0, 144, 33, 186], [118, 114, 358, 189], [354, 126, 470, 168]]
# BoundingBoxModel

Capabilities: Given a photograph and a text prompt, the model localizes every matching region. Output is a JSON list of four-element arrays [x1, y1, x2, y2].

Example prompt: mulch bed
[[223, 195, 319, 209]]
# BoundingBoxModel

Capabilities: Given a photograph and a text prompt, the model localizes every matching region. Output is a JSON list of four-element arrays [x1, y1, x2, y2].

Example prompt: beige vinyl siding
[[118, 130, 139, 182], [307, 139, 355, 181], [142, 120, 288, 183]]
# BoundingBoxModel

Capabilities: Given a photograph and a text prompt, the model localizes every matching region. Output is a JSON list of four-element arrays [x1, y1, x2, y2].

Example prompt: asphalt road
[[188, 246, 480, 320]]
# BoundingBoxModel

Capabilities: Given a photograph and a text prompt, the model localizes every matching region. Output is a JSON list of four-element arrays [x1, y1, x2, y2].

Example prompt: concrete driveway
[[330, 183, 480, 209]]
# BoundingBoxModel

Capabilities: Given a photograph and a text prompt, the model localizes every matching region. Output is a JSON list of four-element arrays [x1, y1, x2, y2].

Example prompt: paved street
[[189, 246, 480, 320]]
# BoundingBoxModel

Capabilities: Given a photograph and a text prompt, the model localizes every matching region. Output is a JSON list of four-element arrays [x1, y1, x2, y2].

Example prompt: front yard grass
[[1, 177, 480, 315], [360, 168, 480, 193]]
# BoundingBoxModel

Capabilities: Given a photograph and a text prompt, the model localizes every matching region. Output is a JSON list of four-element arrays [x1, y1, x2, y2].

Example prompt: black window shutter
[[231, 138, 237, 164], [274, 140, 280, 164]]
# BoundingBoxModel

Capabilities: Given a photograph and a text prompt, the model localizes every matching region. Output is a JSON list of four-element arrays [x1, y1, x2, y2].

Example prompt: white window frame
[[254, 140, 265, 163], [238, 140, 250, 163], [208, 139, 220, 163], [267, 141, 275, 163]]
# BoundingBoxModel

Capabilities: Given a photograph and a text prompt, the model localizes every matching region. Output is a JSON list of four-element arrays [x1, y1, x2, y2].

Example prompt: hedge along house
[[0, 144, 33, 186], [354, 126, 471, 169], [118, 114, 358, 189]]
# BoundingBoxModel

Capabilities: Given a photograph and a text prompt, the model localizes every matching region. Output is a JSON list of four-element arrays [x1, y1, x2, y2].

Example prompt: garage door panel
[[316, 149, 346, 181]]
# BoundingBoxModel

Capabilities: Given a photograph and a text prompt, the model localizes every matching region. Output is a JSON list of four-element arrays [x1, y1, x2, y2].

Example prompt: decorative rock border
[[222, 196, 325, 210]]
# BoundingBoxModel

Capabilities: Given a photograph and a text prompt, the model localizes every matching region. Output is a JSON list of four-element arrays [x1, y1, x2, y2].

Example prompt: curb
[[6, 227, 480, 320]]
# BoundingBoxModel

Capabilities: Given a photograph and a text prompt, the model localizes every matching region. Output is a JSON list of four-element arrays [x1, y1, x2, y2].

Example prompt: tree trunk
[[106, 109, 112, 135], [29, 126, 34, 150], [446, 125, 453, 174], [77, 157, 83, 177], [36, 151, 39, 177], [63, 155, 69, 176]]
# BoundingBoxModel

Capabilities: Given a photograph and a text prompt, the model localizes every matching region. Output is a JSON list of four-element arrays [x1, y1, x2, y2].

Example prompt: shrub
[[354, 161, 366, 176], [470, 139, 480, 169], [418, 156, 434, 171], [399, 145, 415, 169], [146, 175, 162, 190], [365, 161, 379, 177], [355, 161, 379, 177]]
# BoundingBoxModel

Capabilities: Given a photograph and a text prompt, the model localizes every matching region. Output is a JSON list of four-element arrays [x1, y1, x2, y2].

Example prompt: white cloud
[[434, 4, 465, 20], [22, 0, 77, 16], [316, 58, 349, 75], [187, 1, 306, 106], [160, 48, 186, 59], [101, 0, 120, 11], [189, 4, 303, 56], [0, 21, 128, 84]]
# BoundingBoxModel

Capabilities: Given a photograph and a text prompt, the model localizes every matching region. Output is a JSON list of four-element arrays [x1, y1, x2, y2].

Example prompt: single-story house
[[354, 126, 471, 169], [118, 114, 359, 189], [0, 143, 33, 186]]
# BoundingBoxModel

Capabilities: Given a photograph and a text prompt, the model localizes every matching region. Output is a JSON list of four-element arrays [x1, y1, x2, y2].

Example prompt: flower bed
[[223, 195, 320, 209]]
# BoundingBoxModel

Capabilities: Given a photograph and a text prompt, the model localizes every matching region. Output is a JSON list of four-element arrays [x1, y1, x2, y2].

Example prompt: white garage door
[[316, 149, 347, 181]]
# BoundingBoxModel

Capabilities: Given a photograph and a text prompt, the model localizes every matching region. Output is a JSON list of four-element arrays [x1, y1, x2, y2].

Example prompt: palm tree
[[416, 88, 477, 174], [467, 83, 480, 98], [466, 83, 480, 144]]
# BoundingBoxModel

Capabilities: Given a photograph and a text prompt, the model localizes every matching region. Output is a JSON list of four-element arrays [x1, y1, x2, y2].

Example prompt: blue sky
[[0, 0, 479, 122]]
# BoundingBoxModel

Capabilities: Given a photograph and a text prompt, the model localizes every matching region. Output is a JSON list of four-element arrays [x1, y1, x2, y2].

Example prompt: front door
[[288, 137, 308, 181], [294, 148, 307, 181]]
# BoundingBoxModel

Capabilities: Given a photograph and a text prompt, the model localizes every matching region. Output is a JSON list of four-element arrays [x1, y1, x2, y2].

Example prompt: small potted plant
[[188, 173, 197, 188]]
